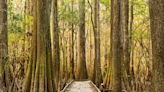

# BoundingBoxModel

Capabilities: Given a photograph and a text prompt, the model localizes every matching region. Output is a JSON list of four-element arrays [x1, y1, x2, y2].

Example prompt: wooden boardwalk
[[61, 80, 101, 92]]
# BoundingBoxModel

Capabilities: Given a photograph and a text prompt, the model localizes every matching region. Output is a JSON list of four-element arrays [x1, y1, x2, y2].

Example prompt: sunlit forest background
[[0, 0, 163, 92]]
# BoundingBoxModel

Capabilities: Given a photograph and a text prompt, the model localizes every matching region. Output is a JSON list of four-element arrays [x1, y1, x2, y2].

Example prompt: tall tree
[[52, 0, 60, 91], [0, 0, 8, 91], [23, 0, 56, 91], [122, 0, 130, 75], [121, 0, 131, 89], [70, 0, 75, 79], [149, 0, 164, 92], [93, 0, 102, 87], [78, 0, 88, 79], [112, 0, 122, 91]]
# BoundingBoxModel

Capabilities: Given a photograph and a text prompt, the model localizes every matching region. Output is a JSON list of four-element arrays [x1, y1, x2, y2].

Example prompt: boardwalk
[[61, 80, 101, 92]]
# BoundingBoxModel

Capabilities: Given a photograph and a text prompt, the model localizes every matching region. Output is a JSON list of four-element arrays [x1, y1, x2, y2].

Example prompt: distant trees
[[0, 0, 8, 91], [149, 0, 164, 92]]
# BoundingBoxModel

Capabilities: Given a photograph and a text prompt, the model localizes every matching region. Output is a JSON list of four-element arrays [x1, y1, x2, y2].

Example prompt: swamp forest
[[0, 0, 164, 92]]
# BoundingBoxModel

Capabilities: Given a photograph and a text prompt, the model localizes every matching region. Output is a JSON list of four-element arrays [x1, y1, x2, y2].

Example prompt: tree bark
[[121, 0, 131, 90], [93, 0, 103, 87], [69, 0, 75, 79], [112, 0, 122, 91], [78, 0, 88, 79], [23, 0, 55, 92], [0, 0, 8, 91], [149, 0, 164, 92], [52, 0, 60, 91]]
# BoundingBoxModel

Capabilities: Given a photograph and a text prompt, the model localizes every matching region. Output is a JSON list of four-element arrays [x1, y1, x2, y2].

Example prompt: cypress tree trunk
[[93, 0, 102, 87], [52, 0, 60, 91], [70, 0, 75, 79], [23, 0, 56, 91], [78, 0, 88, 79], [0, 0, 8, 91], [149, 0, 164, 92], [112, 0, 122, 91], [121, 0, 131, 90], [122, 0, 130, 76]]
